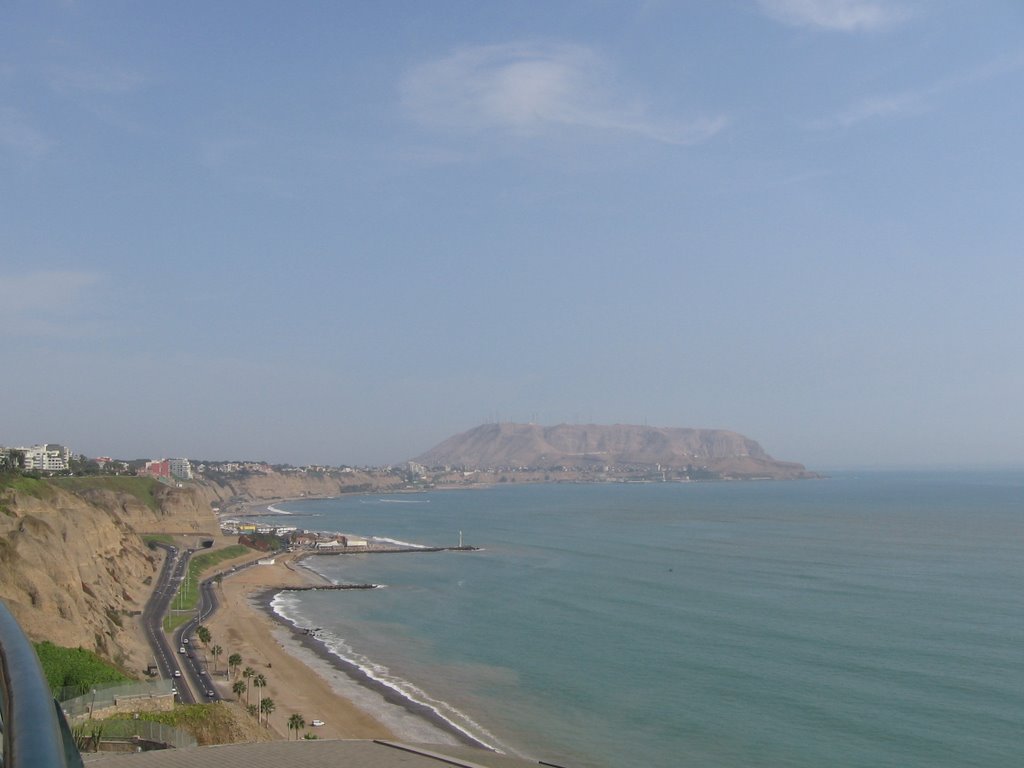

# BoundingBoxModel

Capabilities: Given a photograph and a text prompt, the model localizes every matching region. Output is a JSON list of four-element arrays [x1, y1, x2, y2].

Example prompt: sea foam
[[269, 591, 506, 752]]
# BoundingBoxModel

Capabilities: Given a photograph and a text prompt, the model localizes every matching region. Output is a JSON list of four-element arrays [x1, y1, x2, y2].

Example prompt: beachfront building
[[341, 535, 368, 548]]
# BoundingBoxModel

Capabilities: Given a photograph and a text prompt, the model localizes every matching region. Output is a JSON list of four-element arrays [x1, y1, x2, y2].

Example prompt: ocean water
[[257, 472, 1024, 768]]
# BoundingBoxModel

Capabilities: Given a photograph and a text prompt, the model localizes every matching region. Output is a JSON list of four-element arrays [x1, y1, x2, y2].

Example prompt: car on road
[[179, 646, 186, 654], [173, 670, 181, 677]]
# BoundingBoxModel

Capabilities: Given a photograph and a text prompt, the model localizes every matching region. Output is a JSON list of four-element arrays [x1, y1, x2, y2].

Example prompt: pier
[[306, 545, 480, 556], [277, 583, 378, 591]]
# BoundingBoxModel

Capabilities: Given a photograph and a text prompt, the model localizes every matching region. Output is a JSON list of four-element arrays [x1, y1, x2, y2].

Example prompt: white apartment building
[[21, 444, 71, 472], [168, 458, 194, 480]]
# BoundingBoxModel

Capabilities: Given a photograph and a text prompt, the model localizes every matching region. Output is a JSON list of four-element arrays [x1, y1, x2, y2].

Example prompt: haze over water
[[263, 472, 1023, 768]]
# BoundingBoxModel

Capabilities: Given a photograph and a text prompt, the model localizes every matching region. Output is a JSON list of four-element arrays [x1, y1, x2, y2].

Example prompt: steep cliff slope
[[195, 468, 403, 513], [0, 469, 402, 673], [0, 477, 219, 674]]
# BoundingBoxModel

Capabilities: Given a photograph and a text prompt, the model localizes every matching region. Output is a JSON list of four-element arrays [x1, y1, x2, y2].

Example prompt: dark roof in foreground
[[83, 739, 571, 768]]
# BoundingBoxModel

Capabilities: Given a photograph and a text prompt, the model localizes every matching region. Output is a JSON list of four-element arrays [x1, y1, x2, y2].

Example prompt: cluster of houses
[[219, 520, 369, 551], [0, 442, 199, 483]]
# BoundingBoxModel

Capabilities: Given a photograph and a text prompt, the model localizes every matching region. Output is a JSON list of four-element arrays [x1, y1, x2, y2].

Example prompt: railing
[[0, 601, 84, 768], [88, 720, 196, 750]]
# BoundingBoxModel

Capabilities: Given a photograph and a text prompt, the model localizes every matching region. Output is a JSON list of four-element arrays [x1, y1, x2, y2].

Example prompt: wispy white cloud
[[0, 107, 53, 157], [400, 42, 726, 146], [0, 271, 102, 335], [757, 0, 909, 31], [811, 90, 927, 129], [811, 51, 1024, 129]]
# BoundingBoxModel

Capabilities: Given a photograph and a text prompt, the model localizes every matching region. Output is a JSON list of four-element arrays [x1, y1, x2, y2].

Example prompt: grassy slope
[[35, 641, 131, 695], [49, 476, 163, 512]]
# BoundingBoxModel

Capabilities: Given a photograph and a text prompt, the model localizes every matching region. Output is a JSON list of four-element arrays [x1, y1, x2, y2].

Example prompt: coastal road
[[176, 558, 262, 702], [141, 544, 266, 705], [176, 573, 223, 702], [141, 543, 198, 703]]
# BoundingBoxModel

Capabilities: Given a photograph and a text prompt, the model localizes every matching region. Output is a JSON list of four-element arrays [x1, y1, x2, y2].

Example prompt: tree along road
[[142, 544, 264, 705]]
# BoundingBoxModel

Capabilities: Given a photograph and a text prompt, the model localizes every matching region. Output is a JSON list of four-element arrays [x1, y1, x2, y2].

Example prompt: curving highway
[[142, 543, 195, 702], [142, 543, 262, 705]]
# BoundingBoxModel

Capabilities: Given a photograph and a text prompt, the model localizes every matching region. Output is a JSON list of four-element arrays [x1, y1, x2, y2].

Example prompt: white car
[[311, 719, 325, 727], [173, 670, 181, 678], [179, 646, 186, 654]]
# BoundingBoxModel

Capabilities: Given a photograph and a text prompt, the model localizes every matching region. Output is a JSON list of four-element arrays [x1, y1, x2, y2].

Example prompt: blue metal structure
[[0, 601, 83, 768]]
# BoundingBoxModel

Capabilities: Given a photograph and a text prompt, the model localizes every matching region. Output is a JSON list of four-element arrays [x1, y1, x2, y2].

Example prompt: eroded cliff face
[[0, 470, 395, 675], [197, 469, 403, 511], [0, 480, 219, 675]]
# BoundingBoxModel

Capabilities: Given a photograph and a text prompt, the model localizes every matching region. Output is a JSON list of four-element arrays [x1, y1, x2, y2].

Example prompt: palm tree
[[196, 625, 212, 646], [252, 673, 267, 713], [210, 644, 223, 673], [242, 667, 255, 707], [232, 680, 246, 702], [287, 713, 305, 740], [228, 653, 242, 679], [260, 697, 275, 728]]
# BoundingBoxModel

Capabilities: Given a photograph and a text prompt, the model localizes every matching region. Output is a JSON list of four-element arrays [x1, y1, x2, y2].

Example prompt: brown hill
[[413, 423, 815, 480]]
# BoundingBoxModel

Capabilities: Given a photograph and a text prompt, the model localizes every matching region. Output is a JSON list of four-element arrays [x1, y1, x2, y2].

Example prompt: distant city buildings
[[141, 458, 194, 481], [0, 443, 197, 480], [14, 444, 72, 472]]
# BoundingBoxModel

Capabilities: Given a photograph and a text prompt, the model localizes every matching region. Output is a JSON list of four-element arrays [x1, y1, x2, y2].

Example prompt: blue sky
[[2, 1, 1023, 468]]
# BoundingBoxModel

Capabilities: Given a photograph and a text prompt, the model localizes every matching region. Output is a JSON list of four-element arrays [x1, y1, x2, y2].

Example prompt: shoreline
[[206, 551, 494, 750], [257, 586, 493, 751]]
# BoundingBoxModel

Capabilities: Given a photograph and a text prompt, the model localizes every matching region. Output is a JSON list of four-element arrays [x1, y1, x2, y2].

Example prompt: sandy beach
[[203, 551, 469, 745]]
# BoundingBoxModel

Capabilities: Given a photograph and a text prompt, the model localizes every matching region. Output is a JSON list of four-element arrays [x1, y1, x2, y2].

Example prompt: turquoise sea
[[257, 471, 1023, 768]]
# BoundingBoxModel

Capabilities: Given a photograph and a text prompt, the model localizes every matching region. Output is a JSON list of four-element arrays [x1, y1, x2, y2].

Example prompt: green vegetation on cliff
[[0, 474, 57, 515], [50, 476, 163, 512], [134, 703, 262, 746], [34, 640, 130, 696]]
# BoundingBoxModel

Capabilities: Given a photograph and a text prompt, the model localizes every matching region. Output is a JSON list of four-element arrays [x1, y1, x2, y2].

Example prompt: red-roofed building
[[142, 459, 171, 478]]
